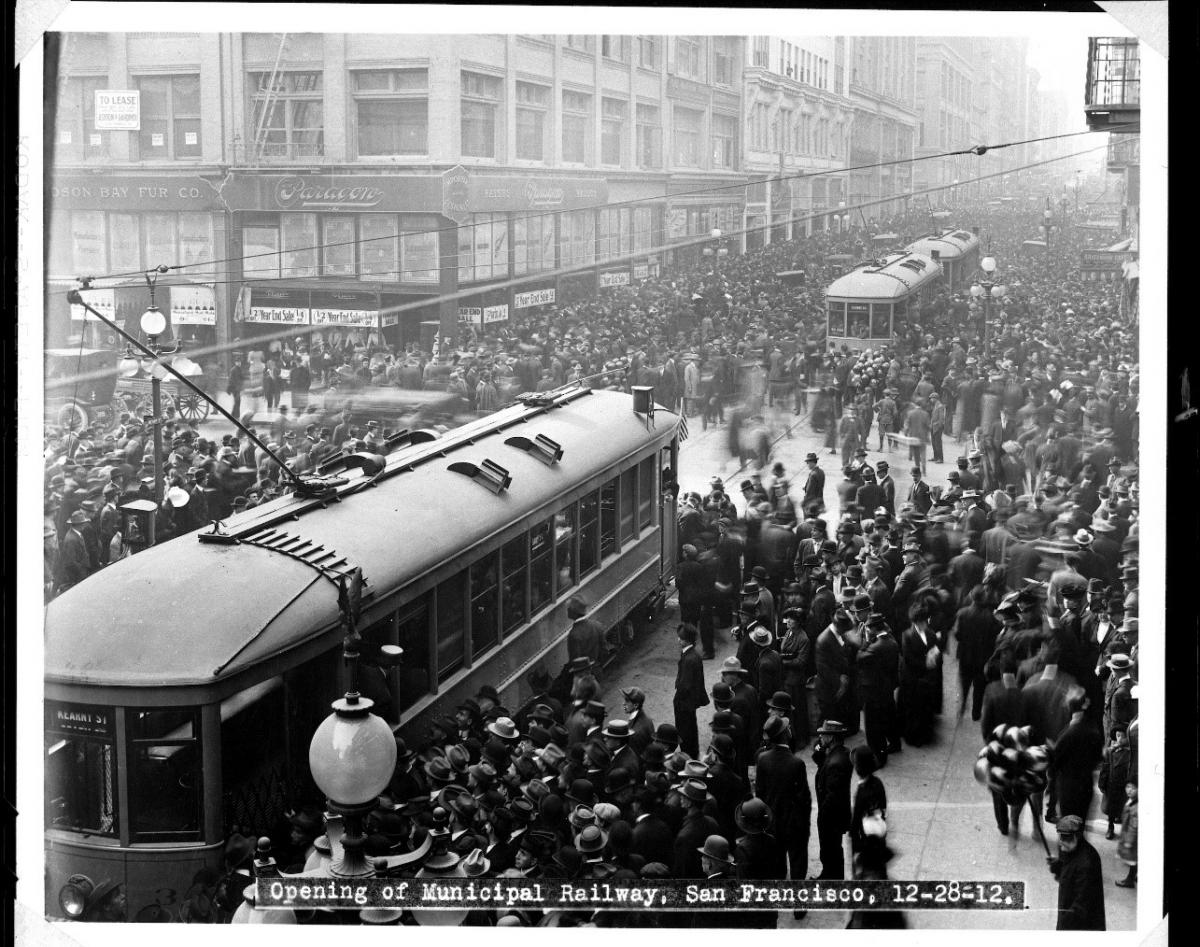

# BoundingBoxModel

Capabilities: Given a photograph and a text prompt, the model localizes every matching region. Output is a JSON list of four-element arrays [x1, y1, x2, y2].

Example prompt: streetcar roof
[[824, 252, 942, 299], [45, 389, 677, 690], [904, 230, 980, 260]]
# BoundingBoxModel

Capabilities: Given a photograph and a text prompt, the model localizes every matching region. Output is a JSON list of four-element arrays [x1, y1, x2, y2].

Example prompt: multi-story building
[[846, 36, 917, 222], [740, 35, 855, 248], [46, 32, 748, 366], [912, 38, 975, 205]]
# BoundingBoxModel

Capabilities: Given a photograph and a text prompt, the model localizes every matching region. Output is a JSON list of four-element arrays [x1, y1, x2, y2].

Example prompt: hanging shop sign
[[93, 90, 140, 130], [442, 165, 607, 219], [600, 271, 631, 288], [514, 288, 556, 309], [70, 288, 115, 322], [311, 289, 380, 328], [170, 285, 217, 326], [458, 307, 483, 324], [633, 264, 649, 280], [482, 304, 509, 323], [246, 287, 311, 325]]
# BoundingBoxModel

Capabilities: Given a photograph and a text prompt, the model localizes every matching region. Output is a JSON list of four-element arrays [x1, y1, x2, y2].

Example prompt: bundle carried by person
[[973, 723, 1050, 801]]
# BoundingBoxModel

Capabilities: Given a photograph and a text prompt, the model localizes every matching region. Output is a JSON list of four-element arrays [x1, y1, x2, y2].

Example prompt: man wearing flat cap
[[1048, 814, 1106, 929]]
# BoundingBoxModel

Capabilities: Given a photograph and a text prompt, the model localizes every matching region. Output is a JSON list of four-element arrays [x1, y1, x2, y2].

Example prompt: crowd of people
[[45, 190, 1142, 928]]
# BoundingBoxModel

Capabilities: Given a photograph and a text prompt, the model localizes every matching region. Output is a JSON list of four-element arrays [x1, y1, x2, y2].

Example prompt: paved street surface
[[602, 405, 1137, 931]]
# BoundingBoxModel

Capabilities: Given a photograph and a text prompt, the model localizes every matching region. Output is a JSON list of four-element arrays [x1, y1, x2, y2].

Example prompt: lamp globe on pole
[[140, 305, 167, 340]]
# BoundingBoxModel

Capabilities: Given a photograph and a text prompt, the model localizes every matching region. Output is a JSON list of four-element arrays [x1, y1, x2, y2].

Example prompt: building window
[[712, 37, 734, 86], [638, 36, 660, 70], [712, 113, 736, 168], [461, 71, 501, 158], [559, 209, 595, 267], [636, 103, 661, 169], [632, 206, 654, 252], [135, 74, 201, 159], [322, 216, 356, 275], [513, 214, 556, 275], [675, 37, 702, 80], [360, 214, 398, 279], [564, 35, 595, 54], [561, 89, 592, 163], [673, 106, 702, 167], [515, 80, 550, 161], [280, 212, 318, 277], [353, 69, 428, 156], [601, 97, 626, 167], [458, 212, 508, 283], [753, 37, 770, 68], [248, 70, 324, 159], [602, 35, 630, 62], [55, 76, 109, 160], [243, 225, 281, 279]]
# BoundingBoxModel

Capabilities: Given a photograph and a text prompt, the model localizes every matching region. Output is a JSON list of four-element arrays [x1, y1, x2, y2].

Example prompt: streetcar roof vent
[[898, 259, 928, 274], [448, 459, 512, 495], [505, 434, 563, 466]]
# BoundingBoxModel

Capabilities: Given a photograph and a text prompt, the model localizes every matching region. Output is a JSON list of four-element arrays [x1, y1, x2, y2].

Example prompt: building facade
[[740, 35, 855, 248], [846, 36, 917, 222], [47, 32, 748, 367]]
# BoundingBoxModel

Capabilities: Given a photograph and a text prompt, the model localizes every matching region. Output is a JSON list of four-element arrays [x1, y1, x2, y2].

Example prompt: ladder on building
[[248, 32, 290, 165]]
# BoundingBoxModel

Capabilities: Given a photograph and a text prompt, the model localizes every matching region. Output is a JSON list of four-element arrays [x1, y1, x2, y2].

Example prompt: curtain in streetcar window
[[470, 552, 500, 658], [600, 480, 618, 558], [531, 517, 554, 613], [556, 505, 577, 592], [579, 492, 600, 576], [501, 535, 529, 637], [44, 701, 117, 837], [620, 468, 636, 541], [638, 456, 655, 528], [436, 572, 467, 681], [127, 707, 202, 840]]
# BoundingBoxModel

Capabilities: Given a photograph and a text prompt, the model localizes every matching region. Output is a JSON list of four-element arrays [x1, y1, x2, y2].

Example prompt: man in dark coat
[[732, 798, 785, 928], [629, 789, 674, 867], [753, 717, 811, 881], [1048, 815, 1106, 930], [814, 609, 857, 727], [1053, 693, 1104, 822], [53, 510, 92, 593], [813, 720, 853, 879], [954, 585, 1000, 721], [566, 595, 606, 669], [694, 836, 757, 928], [980, 662, 1024, 835], [906, 466, 933, 514], [875, 461, 897, 517], [801, 452, 826, 514], [856, 612, 901, 764], [621, 687, 655, 755], [778, 607, 812, 746], [673, 625, 709, 759], [675, 544, 710, 631], [704, 734, 747, 844], [750, 628, 784, 718], [672, 779, 720, 878]]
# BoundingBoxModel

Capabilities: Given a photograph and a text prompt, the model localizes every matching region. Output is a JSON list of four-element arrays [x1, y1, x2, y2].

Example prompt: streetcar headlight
[[59, 874, 94, 917]]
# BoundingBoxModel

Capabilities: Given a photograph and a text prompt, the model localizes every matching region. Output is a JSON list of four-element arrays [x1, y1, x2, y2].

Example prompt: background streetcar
[[904, 228, 981, 293], [823, 250, 943, 353]]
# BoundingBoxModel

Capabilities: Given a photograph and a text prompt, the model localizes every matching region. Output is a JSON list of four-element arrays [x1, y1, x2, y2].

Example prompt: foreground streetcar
[[44, 385, 681, 920]]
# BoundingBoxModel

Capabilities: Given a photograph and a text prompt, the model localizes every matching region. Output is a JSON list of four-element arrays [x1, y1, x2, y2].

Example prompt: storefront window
[[361, 215, 399, 279], [401, 230, 439, 283], [71, 211, 107, 275], [323, 217, 356, 276], [281, 213, 318, 278], [178, 213, 215, 278], [243, 226, 282, 280], [633, 207, 654, 252], [143, 213, 176, 271], [109, 214, 141, 272]]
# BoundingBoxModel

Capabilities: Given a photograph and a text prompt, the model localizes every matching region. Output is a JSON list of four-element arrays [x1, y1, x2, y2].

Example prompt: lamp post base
[[326, 799, 379, 879]]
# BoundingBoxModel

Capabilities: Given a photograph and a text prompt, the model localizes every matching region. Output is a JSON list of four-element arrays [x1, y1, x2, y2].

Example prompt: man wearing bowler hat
[[602, 719, 642, 782], [672, 778, 720, 879], [802, 452, 826, 514], [733, 798, 785, 927], [813, 720, 853, 879], [753, 715, 811, 882]]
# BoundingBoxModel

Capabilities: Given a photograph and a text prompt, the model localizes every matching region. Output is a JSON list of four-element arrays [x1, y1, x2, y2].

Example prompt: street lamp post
[[969, 256, 1007, 358], [136, 281, 180, 507]]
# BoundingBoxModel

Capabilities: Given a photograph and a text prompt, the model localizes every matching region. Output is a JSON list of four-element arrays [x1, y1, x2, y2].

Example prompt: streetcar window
[[530, 517, 554, 614], [127, 707, 202, 841], [827, 301, 846, 336], [436, 571, 467, 681], [221, 678, 288, 839], [638, 456, 655, 529], [555, 506, 577, 592], [395, 596, 432, 709], [600, 479, 618, 559], [470, 552, 500, 659], [45, 701, 117, 837], [619, 468, 636, 542], [847, 302, 870, 339], [579, 491, 600, 576], [501, 535, 528, 638], [871, 303, 891, 338]]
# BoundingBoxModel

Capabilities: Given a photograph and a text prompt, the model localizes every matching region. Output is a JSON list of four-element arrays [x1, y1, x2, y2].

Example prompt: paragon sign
[[443, 168, 607, 217], [275, 176, 385, 211]]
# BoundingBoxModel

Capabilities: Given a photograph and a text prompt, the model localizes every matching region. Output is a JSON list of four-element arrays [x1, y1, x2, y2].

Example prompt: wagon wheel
[[56, 402, 88, 432], [175, 390, 210, 423]]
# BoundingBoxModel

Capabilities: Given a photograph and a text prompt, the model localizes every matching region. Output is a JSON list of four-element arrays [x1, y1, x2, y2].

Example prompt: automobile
[[44, 348, 124, 432]]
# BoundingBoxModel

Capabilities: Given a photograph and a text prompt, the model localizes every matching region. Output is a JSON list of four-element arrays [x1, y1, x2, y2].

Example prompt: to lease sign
[[94, 90, 140, 129]]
